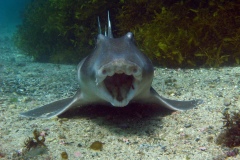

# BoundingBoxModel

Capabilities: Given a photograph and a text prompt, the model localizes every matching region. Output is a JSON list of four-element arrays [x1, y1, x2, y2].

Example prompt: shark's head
[[93, 33, 154, 106], [78, 12, 154, 107]]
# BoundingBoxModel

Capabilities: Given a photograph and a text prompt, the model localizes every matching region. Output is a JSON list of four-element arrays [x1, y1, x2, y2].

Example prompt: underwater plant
[[14, 0, 240, 67], [24, 129, 46, 151], [14, 0, 122, 63], [117, 0, 240, 67], [216, 109, 240, 147], [0, 152, 5, 158], [21, 129, 48, 158]]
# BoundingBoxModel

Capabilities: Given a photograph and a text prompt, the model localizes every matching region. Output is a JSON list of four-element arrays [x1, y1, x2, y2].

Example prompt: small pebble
[[184, 124, 191, 128], [61, 151, 68, 159], [90, 141, 103, 151], [206, 135, 214, 142], [199, 147, 207, 151], [195, 137, 200, 142], [223, 98, 231, 106]]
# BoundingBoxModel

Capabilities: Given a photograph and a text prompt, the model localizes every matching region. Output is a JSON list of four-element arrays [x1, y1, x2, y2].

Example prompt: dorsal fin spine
[[107, 11, 113, 38]]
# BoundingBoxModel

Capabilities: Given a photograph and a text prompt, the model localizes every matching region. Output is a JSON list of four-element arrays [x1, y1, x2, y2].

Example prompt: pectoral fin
[[20, 90, 82, 119], [147, 87, 203, 111], [20, 98, 78, 118]]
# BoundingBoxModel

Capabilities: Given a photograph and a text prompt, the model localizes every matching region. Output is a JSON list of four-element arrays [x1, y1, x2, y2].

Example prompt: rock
[[223, 98, 231, 106], [184, 124, 192, 128]]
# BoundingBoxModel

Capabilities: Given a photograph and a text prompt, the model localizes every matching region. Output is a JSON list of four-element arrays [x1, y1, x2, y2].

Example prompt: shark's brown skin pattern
[[20, 14, 202, 119]]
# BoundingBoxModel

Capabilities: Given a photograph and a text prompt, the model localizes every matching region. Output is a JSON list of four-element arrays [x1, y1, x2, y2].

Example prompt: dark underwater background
[[1, 0, 240, 68], [0, 0, 31, 38]]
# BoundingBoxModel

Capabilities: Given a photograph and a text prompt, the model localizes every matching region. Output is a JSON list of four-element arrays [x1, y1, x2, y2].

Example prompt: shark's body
[[20, 13, 202, 119]]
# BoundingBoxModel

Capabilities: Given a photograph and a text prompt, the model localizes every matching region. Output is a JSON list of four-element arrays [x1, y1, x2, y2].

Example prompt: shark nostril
[[130, 66, 138, 74], [102, 69, 107, 75], [133, 68, 137, 73]]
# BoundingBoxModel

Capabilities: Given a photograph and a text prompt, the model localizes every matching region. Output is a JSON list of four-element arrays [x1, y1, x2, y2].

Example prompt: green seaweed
[[14, 0, 240, 67], [9, 97, 18, 103], [117, 0, 240, 67], [14, 0, 122, 63]]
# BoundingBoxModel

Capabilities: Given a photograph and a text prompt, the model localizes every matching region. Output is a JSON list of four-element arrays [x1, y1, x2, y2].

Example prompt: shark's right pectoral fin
[[146, 87, 203, 111], [20, 90, 83, 119]]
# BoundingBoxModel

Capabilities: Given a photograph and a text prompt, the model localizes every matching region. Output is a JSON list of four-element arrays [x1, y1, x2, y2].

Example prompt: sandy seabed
[[0, 37, 240, 160]]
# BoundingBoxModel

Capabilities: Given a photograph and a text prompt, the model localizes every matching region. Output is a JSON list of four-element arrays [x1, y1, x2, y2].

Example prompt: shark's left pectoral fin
[[20, 90, 83, 119], [20, 98, 77, 119], [147, 87, 203, 111]]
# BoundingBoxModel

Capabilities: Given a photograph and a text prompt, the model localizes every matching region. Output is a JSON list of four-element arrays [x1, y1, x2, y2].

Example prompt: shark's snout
[[96, 59, 142, 84], [95, 59, 142, 106]]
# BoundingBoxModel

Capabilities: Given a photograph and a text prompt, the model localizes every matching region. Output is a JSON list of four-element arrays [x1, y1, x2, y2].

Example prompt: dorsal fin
[[107, 11, 113, 38], [104, 25, 107, 36], [98, 16, 102, 34], [97, 11, 113, 38]]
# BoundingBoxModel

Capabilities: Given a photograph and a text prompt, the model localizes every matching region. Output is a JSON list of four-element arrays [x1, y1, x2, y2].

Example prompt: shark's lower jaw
[[95, 59, 142, 107]]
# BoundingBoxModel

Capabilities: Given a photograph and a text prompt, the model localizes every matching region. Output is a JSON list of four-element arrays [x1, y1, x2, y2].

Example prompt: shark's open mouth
[[95, 59, 142, 106], [104, 73, 134, 102]]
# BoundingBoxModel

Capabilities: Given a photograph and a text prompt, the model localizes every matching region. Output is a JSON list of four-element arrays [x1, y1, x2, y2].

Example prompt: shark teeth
[[95, 59, 142, 85], [95, 59, 142, 105], [95, 71, 141, 85]]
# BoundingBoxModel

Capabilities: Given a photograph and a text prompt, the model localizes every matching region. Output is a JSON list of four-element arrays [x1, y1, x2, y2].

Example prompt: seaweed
[[14, 0, 240, 67], [22, 129, 48, 158], [14, 0, 122, 64], [216, 109, 240, 147], [117, 0, 240, 67], [24, 129, 46, 151], [0, 152, 5, 158]]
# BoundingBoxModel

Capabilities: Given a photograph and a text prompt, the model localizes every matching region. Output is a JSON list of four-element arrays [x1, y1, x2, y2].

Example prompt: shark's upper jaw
[[95, 59, 142, 107]]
